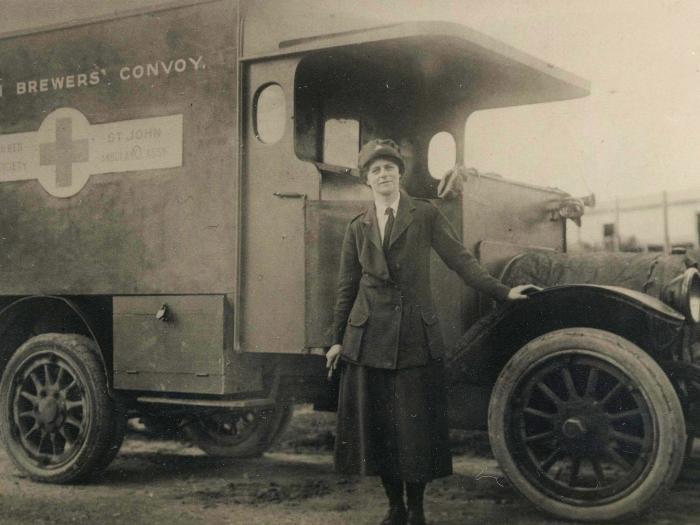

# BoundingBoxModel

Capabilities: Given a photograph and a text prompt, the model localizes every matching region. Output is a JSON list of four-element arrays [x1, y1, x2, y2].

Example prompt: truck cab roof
[[246, 19, 590, 110]]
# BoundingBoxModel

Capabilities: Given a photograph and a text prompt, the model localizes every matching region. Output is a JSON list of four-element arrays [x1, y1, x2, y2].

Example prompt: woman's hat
[[358, 139, 405, 174]]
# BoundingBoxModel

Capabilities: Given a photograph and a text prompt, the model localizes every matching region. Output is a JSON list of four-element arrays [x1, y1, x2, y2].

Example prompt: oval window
[[428, 131, 456, 179], [254, 83, 286, 144]]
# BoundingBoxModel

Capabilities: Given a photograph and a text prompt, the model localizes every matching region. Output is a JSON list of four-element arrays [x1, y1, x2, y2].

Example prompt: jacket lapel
[[388, 191, 415, 249], [361, 205, 383, 253], [360, 205, 391, 280]]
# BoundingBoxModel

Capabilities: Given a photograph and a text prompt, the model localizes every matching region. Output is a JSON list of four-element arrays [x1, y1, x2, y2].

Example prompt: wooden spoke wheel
[[185, 403, 292, 458], [0, 334, 124, 483], [489, 328, 685, 522]]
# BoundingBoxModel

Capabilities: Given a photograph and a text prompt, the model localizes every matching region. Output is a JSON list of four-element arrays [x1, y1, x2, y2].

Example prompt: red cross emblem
[[39, 117, 89, 188], [35, 108, 93, 198]]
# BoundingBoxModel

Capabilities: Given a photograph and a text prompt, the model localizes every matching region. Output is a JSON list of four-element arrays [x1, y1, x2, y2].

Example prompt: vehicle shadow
[[99, 448, 334, 486]]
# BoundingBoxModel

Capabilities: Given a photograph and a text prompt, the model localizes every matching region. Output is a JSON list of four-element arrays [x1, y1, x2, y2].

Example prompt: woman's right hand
[[326, 344, 342, 379]]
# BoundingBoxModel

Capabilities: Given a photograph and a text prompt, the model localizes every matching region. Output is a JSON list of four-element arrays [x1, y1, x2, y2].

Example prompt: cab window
[[254, 83, 286, 144], [323, 118, 359, 168], [428, 132, 456, 180]]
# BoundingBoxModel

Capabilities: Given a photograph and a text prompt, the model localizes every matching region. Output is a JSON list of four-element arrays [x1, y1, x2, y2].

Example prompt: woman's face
[[366, 158, 401, 199]]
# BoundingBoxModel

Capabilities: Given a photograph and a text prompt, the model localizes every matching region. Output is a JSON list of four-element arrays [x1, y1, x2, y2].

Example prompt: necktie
[[383, 207, 395, 253]]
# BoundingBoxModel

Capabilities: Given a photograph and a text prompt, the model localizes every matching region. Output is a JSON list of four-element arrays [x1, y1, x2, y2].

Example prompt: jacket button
[[394, 305, 401, 312]]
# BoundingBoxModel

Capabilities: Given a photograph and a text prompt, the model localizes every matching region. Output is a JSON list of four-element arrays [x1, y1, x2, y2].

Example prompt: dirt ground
[[2, 406, 700, 525]]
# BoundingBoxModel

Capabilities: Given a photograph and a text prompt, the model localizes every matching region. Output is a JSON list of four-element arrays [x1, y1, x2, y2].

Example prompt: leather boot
[[380, 505, 408, 525], [406, 507, 426, 525], [406, 481, 427, 525], [380, 476, 407, 525]]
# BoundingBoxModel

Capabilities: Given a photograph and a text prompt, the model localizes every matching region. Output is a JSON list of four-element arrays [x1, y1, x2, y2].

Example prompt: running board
[[136, 396, 276, 409]]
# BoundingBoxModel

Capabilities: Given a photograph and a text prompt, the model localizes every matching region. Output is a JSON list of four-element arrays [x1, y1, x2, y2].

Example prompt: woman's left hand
[[507, 284, 542, 301]]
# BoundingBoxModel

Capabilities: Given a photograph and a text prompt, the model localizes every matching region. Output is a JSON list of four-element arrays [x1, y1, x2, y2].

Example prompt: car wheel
[[184, 402, 292, 458], [0, 333, 124, 483], [488, 328, 685, 522]]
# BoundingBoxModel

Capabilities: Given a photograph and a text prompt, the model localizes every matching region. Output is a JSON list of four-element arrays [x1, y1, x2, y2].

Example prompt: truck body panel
[[0, 0, 238, 296]]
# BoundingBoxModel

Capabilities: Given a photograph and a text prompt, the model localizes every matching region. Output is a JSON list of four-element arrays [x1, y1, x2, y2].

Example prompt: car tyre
[[488, 328, 685, 522], [184, 402, 292, 458], [0, 333, 124, 483]]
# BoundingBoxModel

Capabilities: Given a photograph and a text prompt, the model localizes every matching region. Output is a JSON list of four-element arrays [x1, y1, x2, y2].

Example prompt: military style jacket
[[331, 190, 510, 369]]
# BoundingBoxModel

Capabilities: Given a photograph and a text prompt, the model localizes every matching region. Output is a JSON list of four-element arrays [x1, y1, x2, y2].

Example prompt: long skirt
[[334, 359, 452, 482]]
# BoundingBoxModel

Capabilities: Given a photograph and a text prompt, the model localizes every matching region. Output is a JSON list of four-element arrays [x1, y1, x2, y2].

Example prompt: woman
[[326, 139, 532, 525]]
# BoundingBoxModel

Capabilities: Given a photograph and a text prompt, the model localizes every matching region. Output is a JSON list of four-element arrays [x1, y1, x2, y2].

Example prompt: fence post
[[662, 191, 670, 254]]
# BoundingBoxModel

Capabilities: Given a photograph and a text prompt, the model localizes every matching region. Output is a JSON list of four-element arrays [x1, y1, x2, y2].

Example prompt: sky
[[1, 0, 699, 203]]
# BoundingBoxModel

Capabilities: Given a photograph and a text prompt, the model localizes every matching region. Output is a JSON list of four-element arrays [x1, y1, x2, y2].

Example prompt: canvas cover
[[501, 250, 699, 300]]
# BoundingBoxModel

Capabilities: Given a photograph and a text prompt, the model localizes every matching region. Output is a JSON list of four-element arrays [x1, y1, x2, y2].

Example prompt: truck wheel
[[94, 400, 127, 473], [488, 328, 685, 522], [0, 333, 124, 483], [184, 403, 292, 458], [137, 415, 183, 439]]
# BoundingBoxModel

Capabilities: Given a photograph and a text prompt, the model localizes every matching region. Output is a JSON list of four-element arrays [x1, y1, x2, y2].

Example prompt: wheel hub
[[36, 394, 65, 429], [562, 417, 587, 438], [556, 399, 611, 456], [37, 397, 59, 424]]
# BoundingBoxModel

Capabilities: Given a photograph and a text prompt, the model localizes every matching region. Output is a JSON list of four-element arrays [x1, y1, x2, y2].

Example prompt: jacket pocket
[[342, 309, 368, 361], [421, 309, 444, 359], [348, 309, 369, 327], [421, 309, 438, 326]]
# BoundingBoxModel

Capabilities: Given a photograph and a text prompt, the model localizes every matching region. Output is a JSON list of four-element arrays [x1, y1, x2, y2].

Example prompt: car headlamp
[[661, 267, 700, 323]]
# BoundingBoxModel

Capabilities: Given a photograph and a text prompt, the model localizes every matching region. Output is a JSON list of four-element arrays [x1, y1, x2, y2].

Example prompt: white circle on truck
[[36, 107, 92, 198]]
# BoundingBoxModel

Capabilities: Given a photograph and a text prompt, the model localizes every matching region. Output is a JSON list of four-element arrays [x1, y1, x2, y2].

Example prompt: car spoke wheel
[[11, 354, 91, 469], [0, 334, 124, 483], [489, 328, 685, 522], [511, 355, 654, 501], [185, 403, 292, 458], [195, 410, 260, 446]]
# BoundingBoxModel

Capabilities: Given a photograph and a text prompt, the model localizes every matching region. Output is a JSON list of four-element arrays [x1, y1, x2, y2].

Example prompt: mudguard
[[0, 295, 110, 385], [447, 285, 686, 386]]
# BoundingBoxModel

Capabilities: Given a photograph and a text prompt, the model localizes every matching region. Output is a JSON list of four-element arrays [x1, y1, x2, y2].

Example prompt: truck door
[[240, 58, 320, 353]]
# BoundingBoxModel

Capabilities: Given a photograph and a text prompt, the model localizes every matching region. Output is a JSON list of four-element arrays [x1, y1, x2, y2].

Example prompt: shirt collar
[[374, 193, 400, 217]]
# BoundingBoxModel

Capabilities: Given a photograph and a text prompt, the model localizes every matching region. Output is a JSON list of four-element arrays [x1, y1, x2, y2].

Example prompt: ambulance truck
[[2, 1, 699, 521]]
